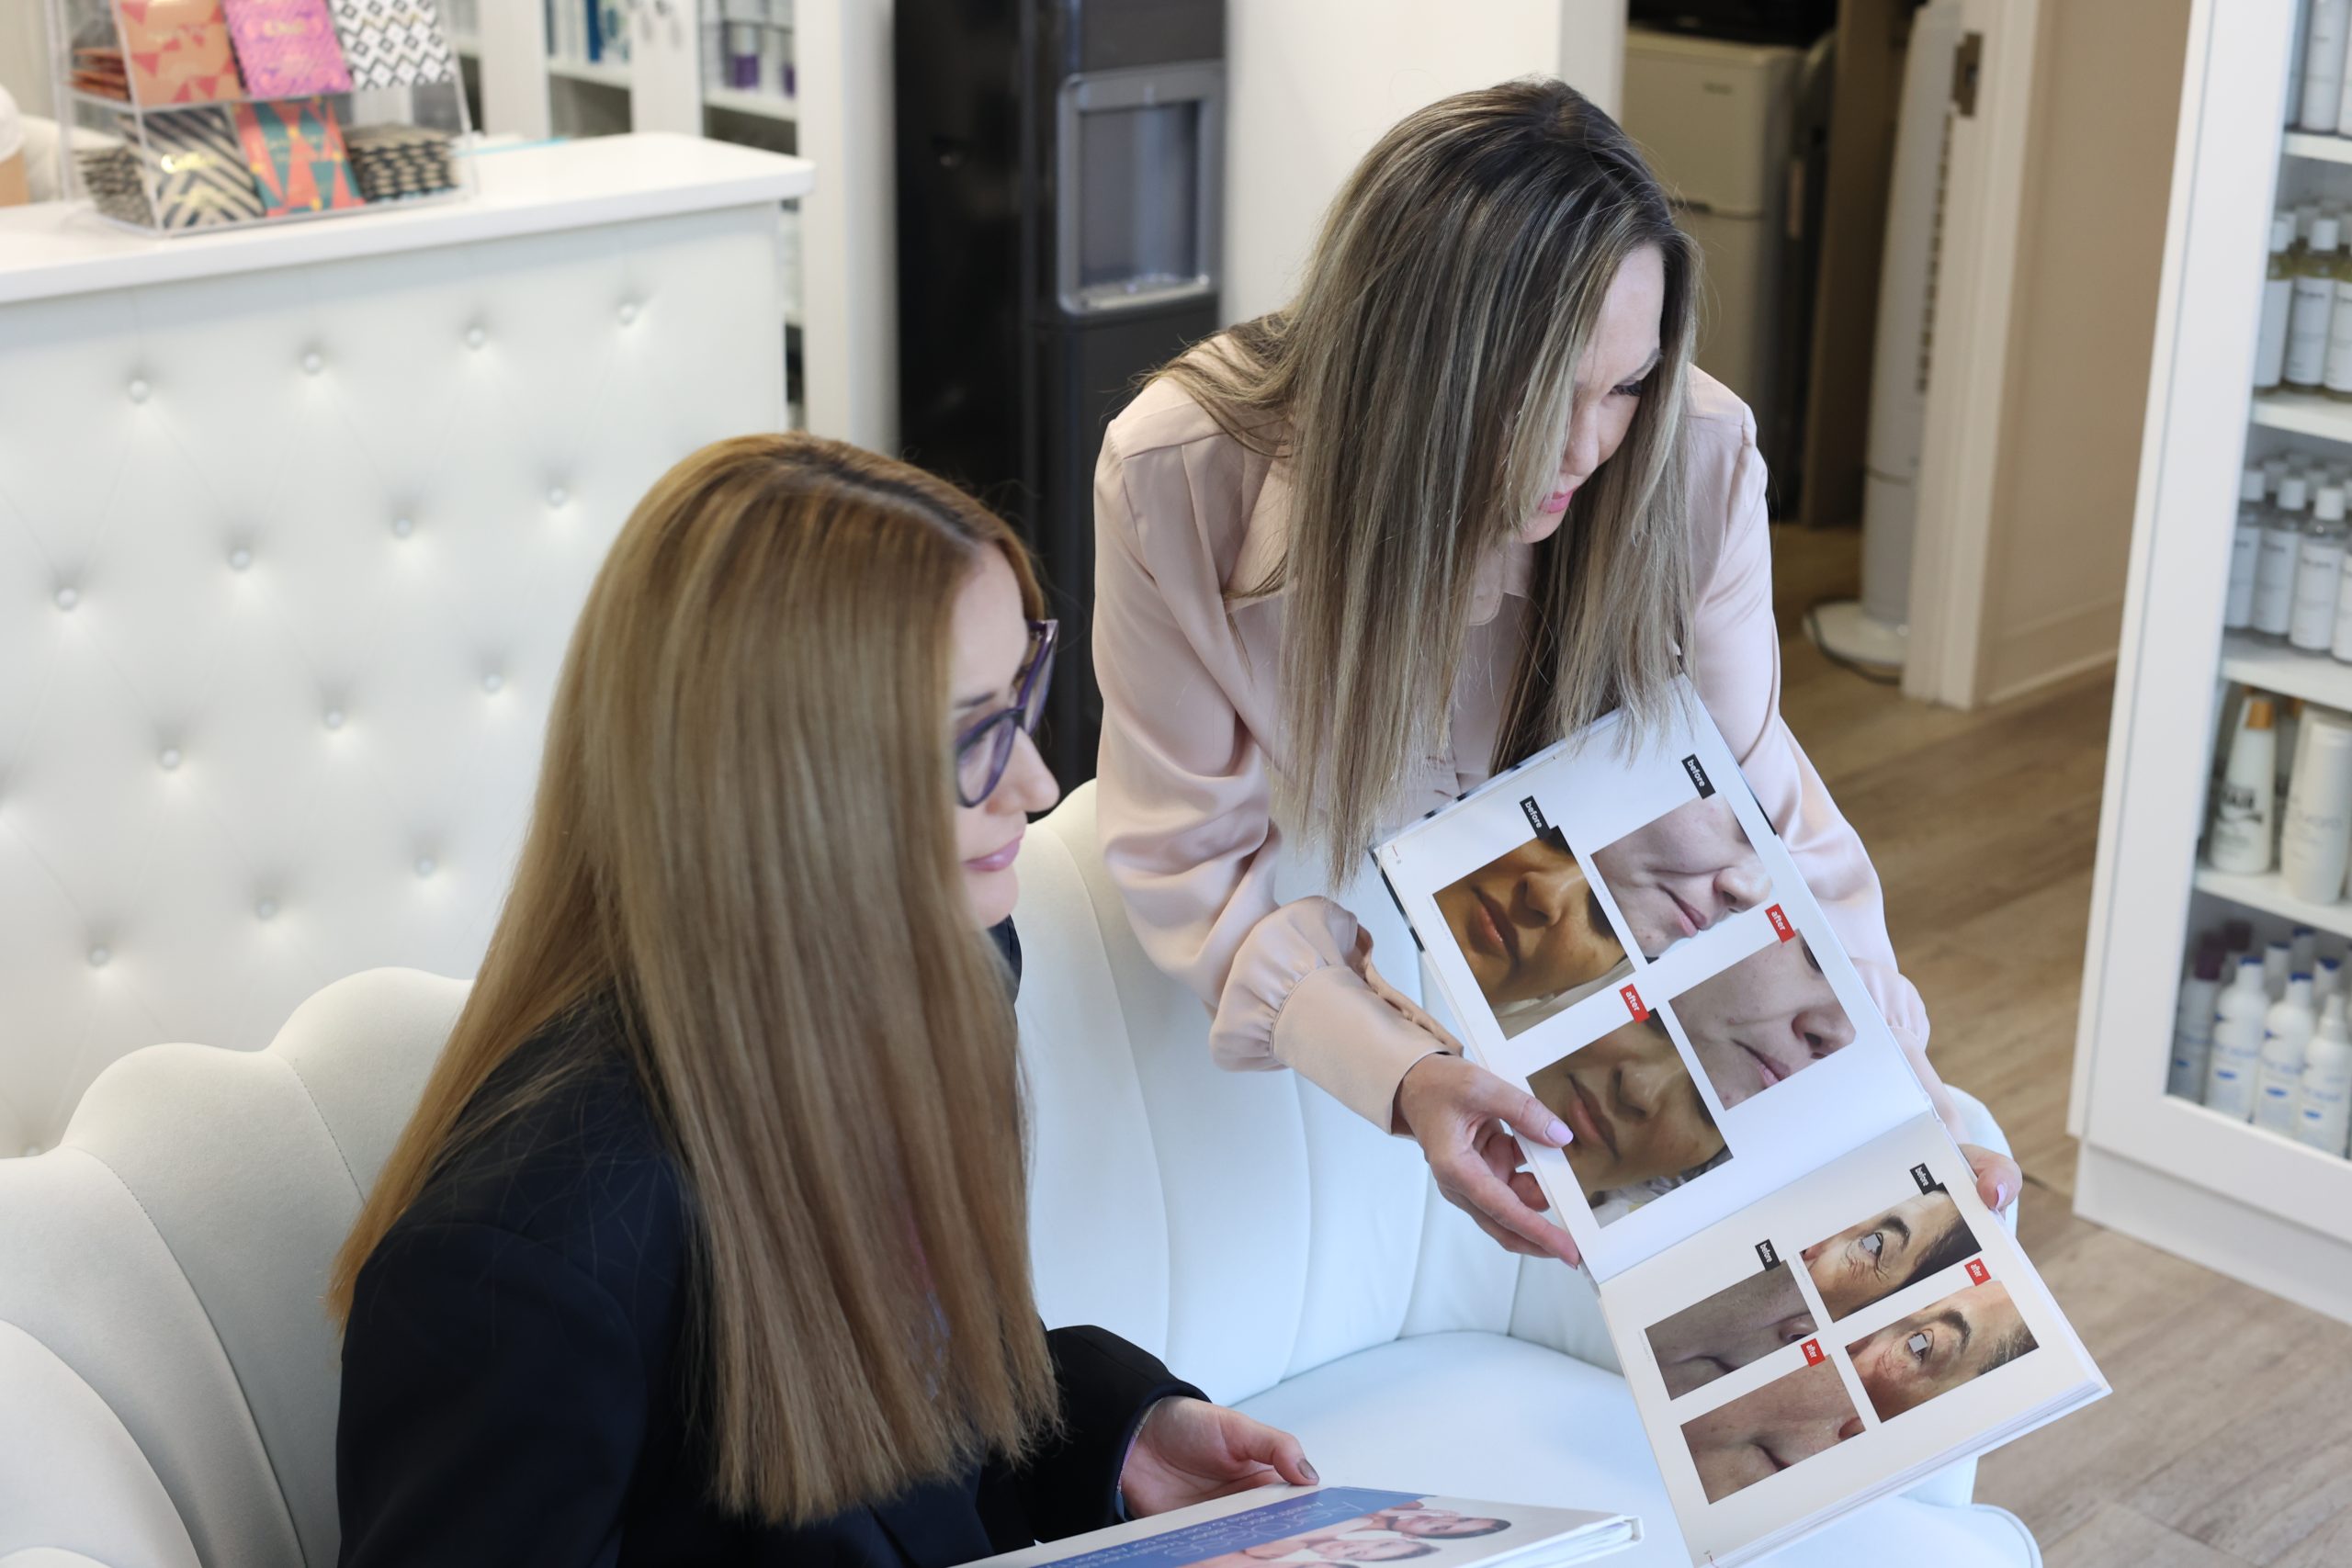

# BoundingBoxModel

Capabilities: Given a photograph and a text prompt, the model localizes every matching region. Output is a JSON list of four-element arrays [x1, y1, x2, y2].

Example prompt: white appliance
[[1811, 0, 1966, 671], [1622, 28, 1803, 475]]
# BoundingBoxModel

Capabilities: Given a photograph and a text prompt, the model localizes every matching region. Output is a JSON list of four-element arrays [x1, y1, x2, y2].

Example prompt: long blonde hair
[[1160, 79, 1701, 882], [329, 434, 1058, 1523]]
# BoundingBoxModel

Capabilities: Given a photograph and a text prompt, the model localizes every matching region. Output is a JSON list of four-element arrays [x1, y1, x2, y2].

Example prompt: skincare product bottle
[[2294, 489, 2350, 649], [2256, 973, 2320, 1133], [2320, 954, 2343, 1007], [2258, 479, 2312, 638], [2266, 937, 2294, 1001], [2230, 467, 2267, 629], [2309, 0, 2350, 131], [2324, 234, 2352, 399], [2284, 714, 2352, 904], [2261, 215, 2297, 391], [2288, 219, 2342, 389], [2170, 940, 2227, 1100], [2297, 995, 2352, 1155], [2208, 956, 2271, 1116], [2278, 698, 2305, 840], [2294, 924, 2321, 975], [2211, 694, 2279, 874]]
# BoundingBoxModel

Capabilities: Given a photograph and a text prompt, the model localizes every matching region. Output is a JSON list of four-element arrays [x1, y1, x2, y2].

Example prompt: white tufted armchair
[[0, 783, 2040, 1568]]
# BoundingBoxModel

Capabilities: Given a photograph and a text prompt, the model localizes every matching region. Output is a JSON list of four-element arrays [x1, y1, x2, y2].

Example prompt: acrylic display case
[[47, 0, 474, 236]]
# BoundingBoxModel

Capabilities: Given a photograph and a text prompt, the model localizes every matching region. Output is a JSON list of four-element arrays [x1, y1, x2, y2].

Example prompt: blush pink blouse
[[1090, 361, 1929, 1129]]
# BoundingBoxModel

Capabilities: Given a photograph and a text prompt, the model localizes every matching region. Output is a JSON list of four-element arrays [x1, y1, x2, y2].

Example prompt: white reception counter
[[0, 134, 812, 1154]]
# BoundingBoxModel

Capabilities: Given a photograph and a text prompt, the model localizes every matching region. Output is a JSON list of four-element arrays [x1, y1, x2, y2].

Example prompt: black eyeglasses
[[955, 619, 1057, 807]]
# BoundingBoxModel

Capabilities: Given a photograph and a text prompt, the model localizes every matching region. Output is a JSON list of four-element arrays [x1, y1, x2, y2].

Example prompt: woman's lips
[[1739, 1039, 1789, 1091], [966, 832, 1023, 873], [1472, 887, 1521, 964], [1566, 1070, 1617, 1159], [1537, 484, 1577, 516], [1668, 890, 1702, 940]]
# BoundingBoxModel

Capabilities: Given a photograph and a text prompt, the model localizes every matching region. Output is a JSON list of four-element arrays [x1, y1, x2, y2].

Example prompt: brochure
[[967, 1486, 1637, 1568], [1372, 680, 2106, 1566]]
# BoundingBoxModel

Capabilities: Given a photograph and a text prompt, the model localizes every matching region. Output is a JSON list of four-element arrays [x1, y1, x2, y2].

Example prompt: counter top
[[0, 133, 814, 306]]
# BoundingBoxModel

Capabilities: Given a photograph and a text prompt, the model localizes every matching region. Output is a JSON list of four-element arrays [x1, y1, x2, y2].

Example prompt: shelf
[[2218, 632, 2352, 710], [2286, 130, 2352, 165], [548, 56, 632, 90], [704, 86, 797, 122], [2251, 388, 2352, 443], [2193, 864, 2352, 937]]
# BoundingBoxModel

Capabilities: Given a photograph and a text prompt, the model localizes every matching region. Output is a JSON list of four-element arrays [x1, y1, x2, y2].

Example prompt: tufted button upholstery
[[0, 202, 790, 1153]]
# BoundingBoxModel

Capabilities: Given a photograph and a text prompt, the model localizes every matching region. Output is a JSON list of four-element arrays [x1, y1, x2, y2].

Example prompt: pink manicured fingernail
[[1548, 1119, 1572, 1145], [1300, 1459, 1319, 1483], [1996, 1179, 2013, 1209]]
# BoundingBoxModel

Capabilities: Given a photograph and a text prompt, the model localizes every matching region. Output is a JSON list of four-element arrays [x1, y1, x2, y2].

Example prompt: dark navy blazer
[[336, 921, 1199, 1566]]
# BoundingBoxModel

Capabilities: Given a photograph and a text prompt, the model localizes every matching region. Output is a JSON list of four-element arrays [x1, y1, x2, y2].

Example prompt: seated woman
[[329, 434, 1314, 1566], [1526, 1014, 1728, 1221]]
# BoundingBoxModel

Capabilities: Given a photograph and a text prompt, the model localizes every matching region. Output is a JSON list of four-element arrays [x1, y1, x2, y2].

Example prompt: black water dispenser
[[896, 0, 1225, 783]]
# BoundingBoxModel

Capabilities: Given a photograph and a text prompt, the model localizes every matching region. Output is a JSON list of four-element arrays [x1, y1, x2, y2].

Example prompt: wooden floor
[[1769, 525, 2352, 1568]]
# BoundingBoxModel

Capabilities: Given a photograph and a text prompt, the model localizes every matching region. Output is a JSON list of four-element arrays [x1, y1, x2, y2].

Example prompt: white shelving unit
[[450, 1, 888, 447], [2072, 0, 2352, 1326]]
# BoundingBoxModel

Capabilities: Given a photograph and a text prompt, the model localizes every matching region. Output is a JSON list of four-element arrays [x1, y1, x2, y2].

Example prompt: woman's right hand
[[1392, 1051, 1582, 1265]]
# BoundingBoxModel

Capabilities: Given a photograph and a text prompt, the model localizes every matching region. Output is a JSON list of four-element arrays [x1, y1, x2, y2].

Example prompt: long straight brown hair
[[329, 434, 1059, 1523], [1159, 79, 1702, 883]]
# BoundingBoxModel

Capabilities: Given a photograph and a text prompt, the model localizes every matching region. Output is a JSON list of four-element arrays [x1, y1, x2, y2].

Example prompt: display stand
[[44, 0, 474, 237], [2073, 0, 2352, 1326]]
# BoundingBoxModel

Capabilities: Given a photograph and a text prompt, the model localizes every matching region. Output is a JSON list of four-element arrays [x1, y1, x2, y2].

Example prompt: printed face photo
[[1527, 1013, 1727, 1217], [1590, 794, 1771, 959], [1802, 1189, 1980, 1321], [1843, 1281, 2037, 1421], [1679, 1359, 1863, 1505], [1194, 1506, 1510, 1568], [1645, 1263, 1818, 1398], [1672, 933, 1858, 1109], [1432, 829, 1630, 1038]]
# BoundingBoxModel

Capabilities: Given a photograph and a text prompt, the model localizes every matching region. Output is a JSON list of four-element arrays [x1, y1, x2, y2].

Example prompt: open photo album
[[966, 1486, 1637, 1568], [1373, 680, 2107, 1567]]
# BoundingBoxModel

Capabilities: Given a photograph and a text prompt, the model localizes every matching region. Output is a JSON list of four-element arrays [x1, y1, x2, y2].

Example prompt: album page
[[1599, 1114, 2105, 1566], [1374, 681, 1931, 1280]]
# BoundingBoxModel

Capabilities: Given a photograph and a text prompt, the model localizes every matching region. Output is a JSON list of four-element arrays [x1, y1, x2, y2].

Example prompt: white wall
[[1223, 1, 1623, 324]]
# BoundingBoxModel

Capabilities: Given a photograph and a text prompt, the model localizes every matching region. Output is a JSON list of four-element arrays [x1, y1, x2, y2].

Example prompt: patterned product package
[[345, 121, 458, 200], [220, 0, 355, 97], [330, 0, 457, 88], [117, 0, 246, 104], [80, 108, 266, 230], [232, 97, 366, 215]]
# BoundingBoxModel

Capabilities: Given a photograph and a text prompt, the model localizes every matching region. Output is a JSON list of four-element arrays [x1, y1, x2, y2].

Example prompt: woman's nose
[[1794, 1002, 1857, 1056], [1000, 728, 1060, 817], [1563, 408, 1603, 480], [1517, 863, 1583, 926], [1717, 858, 1770, 911]]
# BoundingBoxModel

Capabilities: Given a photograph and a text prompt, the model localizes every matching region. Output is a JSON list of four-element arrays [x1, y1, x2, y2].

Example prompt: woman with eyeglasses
[[1091, 79, 2019, 1263], [330, 434, 1316, 1567]]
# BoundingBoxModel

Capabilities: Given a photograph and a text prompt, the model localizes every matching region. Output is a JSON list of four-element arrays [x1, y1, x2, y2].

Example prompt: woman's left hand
[[1120, 1397, 1319, 1517]]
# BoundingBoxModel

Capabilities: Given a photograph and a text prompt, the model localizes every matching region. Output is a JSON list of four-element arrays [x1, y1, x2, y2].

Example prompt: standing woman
[[331, 434, 1315, 1565], [1091, 79, 2018, 1262]]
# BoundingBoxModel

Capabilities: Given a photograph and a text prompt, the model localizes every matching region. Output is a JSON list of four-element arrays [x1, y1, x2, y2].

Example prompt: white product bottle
[[2229, 467, 2267, 629], [2294, 490, 2350, 649], [2320, 954, 2344, 1006], [2170, 941, 2227, 1100], [2288, 220, 2343, 388], [2311, 0, 2350, 130], [2284, 714, 2352, 904], [2208, 957, 2271, 1116], [2258, 479, 2312, 637], [2256, 974, 2320, 1133], [2266, 937, 2294, 1001], [2211, 694, 2279, 874], [2294, 924, 2321, 975], [2260, 216, 2297, 392], [2296, 996, 2352, 1155]]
